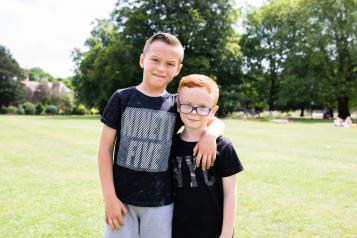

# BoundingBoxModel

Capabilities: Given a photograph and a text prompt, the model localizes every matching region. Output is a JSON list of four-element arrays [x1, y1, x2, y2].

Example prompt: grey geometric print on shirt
[[117, 107, 176, 172]]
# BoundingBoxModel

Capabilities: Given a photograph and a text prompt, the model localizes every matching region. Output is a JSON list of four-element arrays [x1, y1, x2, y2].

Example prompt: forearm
[[220, 175, 237, 238], [206, 116, 225, 138], [98, 146, 117, 202], [220, 191, 236, 237]]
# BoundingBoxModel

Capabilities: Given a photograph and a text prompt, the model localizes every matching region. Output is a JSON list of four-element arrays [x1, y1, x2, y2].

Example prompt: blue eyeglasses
[[178, 99, 213, 116]]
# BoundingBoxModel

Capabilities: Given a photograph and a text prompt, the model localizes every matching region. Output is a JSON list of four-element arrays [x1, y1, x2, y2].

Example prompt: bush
[[17, 105, 25, 115], [47, 94, 73, 114], [73, 104, 87, 115], [90, 107, 98, 115], [22, 102, 36, 115], [45, 105, 58, 115], [5, 106, 17, 114], [0, 106, 7, 114], [35, 103, 45, 115]]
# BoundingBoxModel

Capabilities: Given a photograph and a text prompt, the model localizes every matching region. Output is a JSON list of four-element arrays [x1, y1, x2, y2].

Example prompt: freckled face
[[140, 41, 182, 90], [178, 87, 218, 129]]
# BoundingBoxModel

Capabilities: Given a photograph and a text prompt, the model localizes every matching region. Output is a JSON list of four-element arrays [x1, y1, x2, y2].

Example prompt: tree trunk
[[300, 107, 305, 117], [269, 76, 276, 112], [337, 96, 350, 120], [329, 108, 334, 118]]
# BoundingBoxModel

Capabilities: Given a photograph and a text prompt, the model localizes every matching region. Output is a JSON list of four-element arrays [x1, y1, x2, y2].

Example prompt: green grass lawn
[[0, 116, 356, 238]]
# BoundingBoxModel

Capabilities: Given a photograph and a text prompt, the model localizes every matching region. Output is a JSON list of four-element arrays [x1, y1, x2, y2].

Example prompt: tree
[[73, 0, 242, 115], [29, 67, 54, 82], [240, 0, 294, 111], [301, 0, 357, 119], [0, 45, 25, 107], [241, 0, 357, 117]]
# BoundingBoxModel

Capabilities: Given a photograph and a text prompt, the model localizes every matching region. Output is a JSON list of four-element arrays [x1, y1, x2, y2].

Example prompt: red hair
[[178, 74, 219, 105]]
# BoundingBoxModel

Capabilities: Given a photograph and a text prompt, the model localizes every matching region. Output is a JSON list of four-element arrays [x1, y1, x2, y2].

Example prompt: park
[[0, 115, 356, 237], [1, 0, 357, 237]]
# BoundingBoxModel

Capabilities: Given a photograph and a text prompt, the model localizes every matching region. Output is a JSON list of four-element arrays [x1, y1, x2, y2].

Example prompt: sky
[[0, 0, 266, 78]]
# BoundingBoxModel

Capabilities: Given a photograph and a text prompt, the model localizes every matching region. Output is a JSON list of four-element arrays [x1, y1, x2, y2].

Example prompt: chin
[[183, 120, 202, 128]]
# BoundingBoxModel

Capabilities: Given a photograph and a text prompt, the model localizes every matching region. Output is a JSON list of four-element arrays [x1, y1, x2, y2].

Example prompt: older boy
[[171, 74, 243, 238], [98, 33, 224, 238]]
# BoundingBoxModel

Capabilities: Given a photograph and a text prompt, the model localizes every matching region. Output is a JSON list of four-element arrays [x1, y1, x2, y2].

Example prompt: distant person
[[171, 74, 244, 238], [343, 116, 356, 128], [334, 117, 344, 126], [98, 33, 224, 238], [323, 110, 332, 119]]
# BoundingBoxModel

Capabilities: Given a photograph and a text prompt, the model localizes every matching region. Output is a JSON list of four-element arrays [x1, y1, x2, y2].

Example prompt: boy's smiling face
[[178, 86, 218, 130], [140, 40, 183, 91]]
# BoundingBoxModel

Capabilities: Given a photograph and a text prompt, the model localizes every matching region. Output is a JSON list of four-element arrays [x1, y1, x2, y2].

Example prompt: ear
[[139, 54, 145, 68], [210, 105, 219, 117], [174, 63, 183, 77]]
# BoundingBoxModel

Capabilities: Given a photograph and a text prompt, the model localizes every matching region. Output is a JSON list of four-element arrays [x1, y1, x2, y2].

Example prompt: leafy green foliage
[[47, 94, 74, 115], [35, 103, 45, 115], [241, 0, 357, 117], [73, 104, 88, 115], [22, 101, 36, 115], [0, 45, 25, 107], [29, 67, 54, 82], [45, 105, 58, 115], [73, 0, 242, 114], [16, 105, 25, 115]]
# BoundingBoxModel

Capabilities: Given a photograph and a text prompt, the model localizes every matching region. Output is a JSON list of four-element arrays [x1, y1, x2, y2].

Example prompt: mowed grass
[[0, 116, 356, 238]]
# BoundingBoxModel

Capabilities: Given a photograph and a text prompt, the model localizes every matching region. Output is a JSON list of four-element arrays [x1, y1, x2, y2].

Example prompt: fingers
[[195, 151, 202, 168], [208, 152, 216, 169], [122, 205, 129, 216], [193, 144, 198, 156], [108, 217, 116, 230], [112, 217, 121, 230], [117, 213, 125, 226], [201, 154, 208, 170], [205, 155, 212, 170], [212, 151, 217, 165]]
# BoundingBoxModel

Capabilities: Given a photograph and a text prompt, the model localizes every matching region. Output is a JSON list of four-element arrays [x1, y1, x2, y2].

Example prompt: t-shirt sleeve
[[101, 91, 122, 129], [215, 139, 244, 177]]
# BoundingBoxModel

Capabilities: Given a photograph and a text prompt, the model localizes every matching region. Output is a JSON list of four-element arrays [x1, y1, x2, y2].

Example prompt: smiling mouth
[[153, 74, 166, 79], [187, 118, 200, 121]]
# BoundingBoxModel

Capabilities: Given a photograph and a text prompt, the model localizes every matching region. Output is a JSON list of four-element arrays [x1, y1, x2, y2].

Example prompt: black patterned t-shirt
[[171, 135, 244, 238], [101, 86, 182, 207]]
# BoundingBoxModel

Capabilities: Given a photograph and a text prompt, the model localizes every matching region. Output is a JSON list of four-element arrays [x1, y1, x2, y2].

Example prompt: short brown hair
[[143, 32, 184, 63], [178, 74, 219, 105]]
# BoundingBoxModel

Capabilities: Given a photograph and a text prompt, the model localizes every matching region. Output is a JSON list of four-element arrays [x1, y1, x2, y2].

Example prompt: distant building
[[21, 68, 72, 103]]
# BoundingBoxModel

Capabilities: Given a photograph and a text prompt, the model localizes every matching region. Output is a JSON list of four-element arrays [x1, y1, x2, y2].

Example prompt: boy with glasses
[[171, 74, 243, 238]]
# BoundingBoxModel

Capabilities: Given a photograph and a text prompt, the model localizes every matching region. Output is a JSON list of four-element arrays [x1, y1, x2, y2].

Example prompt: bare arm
[[194, 116, 225, 169], [219, 175, 237, 238], [98, 124, 128, 230]]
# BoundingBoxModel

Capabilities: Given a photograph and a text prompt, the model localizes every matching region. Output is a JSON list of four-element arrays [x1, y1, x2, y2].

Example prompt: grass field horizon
[[0, 115, 356, 237]]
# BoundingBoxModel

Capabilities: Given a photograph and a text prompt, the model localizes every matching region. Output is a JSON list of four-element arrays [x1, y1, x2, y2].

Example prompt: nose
[[157, 63, 165, 72], [191, 108, 199, 116]]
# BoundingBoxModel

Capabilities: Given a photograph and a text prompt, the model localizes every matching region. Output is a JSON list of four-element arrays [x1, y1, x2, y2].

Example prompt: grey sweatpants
[[104, 203, 173, 238]]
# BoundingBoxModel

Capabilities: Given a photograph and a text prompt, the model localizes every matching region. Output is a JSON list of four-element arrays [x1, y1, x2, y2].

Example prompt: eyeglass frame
[[177, 98, 214, 116]]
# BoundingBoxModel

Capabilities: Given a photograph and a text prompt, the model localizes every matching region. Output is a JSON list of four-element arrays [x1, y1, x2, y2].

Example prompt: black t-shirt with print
[[171, 135, 243, 238], [101, 86, 183, 207]]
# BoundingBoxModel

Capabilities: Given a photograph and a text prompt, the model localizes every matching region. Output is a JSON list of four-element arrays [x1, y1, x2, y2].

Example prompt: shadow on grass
[[39, 115, 101, 120], [288, 118, 334, 124]]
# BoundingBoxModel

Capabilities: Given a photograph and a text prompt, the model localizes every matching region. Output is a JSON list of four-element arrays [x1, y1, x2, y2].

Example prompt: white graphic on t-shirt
[[173, 155, 216, 187], [117, 107, 176, 172]]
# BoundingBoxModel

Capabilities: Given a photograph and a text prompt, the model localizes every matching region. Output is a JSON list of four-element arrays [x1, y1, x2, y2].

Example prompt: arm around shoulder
[[194, 116, 225, 169]]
